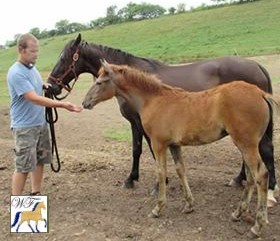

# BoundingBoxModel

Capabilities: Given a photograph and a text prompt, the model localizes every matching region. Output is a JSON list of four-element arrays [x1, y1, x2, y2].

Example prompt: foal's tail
[[264, 94, 280, 121]]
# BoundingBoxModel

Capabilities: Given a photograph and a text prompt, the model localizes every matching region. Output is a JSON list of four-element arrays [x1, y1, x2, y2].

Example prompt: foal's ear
[[72, 33, 82, 47], [100, 59, 112, 74]]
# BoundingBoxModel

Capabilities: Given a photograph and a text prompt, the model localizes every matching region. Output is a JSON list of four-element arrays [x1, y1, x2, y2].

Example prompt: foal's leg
[[250, 159, 269, 237], [230, 132, 277, 207], [149, 142, 167, 218], [231, 118, 276, 191], [232, 149, 268, 237], [231, 163, 254, 220], [169, 145, 194, 213]]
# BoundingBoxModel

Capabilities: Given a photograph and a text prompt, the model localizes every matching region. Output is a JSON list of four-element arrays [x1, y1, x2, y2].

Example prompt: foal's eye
[[96, 81, 102, 85]]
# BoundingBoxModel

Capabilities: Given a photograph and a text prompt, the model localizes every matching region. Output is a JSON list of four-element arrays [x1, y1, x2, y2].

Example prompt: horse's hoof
[[122, 180, 135, 189], [274, 184, 279, 196], [267, 189, 277, 208], [247, 227, 260, 239], [267, 199, 277, 208], [226, 178, 244, 187]]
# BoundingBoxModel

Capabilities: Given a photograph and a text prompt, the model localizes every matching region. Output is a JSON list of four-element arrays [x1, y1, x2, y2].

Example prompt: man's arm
[[24, 90, 83, 112]]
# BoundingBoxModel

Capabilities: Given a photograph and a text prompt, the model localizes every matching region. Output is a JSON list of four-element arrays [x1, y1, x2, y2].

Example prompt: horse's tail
[[143, 131, 155, 160], [11, 211, 22, 227], [258, 63, 274, 141], [258, 63, 273, 94]]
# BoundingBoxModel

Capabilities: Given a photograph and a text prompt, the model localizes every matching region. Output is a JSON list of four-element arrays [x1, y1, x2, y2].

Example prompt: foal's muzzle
[[82, 100, 93, 110]]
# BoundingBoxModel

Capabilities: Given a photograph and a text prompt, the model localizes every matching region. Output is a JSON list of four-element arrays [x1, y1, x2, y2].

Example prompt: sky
[[0, 0, 213, 45]]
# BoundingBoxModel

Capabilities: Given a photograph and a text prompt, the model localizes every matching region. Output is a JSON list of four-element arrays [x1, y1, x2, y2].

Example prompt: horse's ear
[[72, 33, 82, 47]]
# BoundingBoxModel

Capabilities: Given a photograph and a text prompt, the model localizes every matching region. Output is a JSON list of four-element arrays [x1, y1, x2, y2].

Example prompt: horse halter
[[48, 47, 80, 100]]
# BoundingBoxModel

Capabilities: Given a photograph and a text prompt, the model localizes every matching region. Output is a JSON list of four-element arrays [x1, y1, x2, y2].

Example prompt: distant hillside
[[0, 0, 279, 73]]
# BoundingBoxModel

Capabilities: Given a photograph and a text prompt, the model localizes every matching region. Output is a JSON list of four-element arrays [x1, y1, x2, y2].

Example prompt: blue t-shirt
[[7, 62, 46, 128]]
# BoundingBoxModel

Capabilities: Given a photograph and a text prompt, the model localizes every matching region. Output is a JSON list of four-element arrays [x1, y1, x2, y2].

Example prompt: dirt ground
[[1, 55, 280, 241]]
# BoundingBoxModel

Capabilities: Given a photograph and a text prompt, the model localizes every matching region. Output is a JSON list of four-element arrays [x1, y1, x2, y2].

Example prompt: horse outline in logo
[[11, 201, 47, 233]]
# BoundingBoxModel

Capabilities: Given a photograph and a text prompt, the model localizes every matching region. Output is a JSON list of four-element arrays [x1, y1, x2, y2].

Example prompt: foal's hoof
[[122, 180, 135, 189], [148, 210, 160, 218], [182, 206, 194, 214], [247, 227, 260, 239], [231, 212, 241, 222], [150, 188, 159, 197]]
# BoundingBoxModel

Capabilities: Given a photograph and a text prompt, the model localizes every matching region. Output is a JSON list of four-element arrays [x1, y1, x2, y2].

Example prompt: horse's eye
[[96, 81, 102, 85]]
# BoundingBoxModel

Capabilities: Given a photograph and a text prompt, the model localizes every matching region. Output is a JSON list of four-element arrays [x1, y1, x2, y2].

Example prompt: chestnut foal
[[82, 61, 278, 238]]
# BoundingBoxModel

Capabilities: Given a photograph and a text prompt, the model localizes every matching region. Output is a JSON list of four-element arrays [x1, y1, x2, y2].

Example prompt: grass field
[[1, 0, 279, 108], [0, 0, 279, 73]]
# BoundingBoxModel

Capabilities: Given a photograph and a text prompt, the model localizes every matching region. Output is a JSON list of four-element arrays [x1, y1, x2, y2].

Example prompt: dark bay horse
[[47, 34, 277, 205], [82, 61, 278, 238]]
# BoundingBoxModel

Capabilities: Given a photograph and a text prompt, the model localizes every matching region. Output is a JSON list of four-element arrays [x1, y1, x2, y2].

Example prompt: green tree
[[106, 5, 120, 24], [89, 17, 109, 28], [55, 19, 70, 34], [177, 3, 186, 13], [118, 2, 166, 21], [39, 29, 49, 39], [29, 27, 41, 39], [168, 7, 176, 14], [67, 22, 88, 33], [48, 29, 58, 37], [211, 0, 228, 3]]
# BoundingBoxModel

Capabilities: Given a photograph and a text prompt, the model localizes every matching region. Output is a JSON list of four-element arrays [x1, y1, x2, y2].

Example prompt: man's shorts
[[12, 123, 52, 173]]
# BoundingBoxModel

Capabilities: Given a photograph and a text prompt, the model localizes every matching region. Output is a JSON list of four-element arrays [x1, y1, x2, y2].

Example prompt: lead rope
[[45, 91, 61, 172]]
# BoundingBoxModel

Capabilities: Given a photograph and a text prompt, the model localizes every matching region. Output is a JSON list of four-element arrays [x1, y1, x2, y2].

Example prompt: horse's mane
[[32, 202, 40, 211], [99, 64, 179, 94], [83, 41, 164, 67]]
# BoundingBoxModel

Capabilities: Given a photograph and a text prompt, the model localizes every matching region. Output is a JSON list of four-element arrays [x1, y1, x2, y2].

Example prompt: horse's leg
[[149, 141, 167, 218], [35, 220, 40, 232], [229, 162, 246, 186], [259, 133, 278, 207], [123, 119, 143, 188], [16, 223, 21, 232], [28, 222, 35, 233], [169, 144, 194, 213], [119, 103, 143, 188]]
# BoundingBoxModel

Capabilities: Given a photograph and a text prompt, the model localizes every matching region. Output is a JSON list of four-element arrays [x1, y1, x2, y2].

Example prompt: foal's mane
[[99, 64, 178, 94]]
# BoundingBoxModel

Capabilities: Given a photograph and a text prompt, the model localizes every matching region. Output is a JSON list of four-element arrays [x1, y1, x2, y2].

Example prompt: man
[[7, 33, 83, 195]]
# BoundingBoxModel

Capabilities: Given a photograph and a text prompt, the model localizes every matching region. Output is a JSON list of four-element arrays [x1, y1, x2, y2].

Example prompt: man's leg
[[12, 171, 28, 195], [31, 164, 44, 194]]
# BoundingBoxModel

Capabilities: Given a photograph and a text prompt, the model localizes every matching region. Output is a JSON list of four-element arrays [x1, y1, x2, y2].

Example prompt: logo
[[10, 195, 49, 233]]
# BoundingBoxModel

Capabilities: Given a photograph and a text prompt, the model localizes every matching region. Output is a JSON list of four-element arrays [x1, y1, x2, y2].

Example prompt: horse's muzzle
[[44, 83, 62, 96]]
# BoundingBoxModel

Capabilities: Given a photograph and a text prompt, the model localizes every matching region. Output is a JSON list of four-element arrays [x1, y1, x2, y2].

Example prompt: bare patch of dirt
[[1, 55, 280, 241]]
